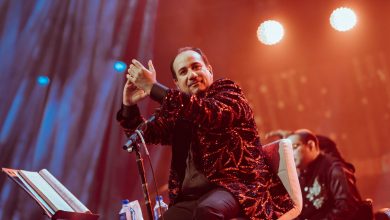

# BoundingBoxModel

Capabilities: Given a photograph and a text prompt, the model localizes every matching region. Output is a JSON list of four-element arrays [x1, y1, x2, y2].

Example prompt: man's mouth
[[188, 81, 199, 87]]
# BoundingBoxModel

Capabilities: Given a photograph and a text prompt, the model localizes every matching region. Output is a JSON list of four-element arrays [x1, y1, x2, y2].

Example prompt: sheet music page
[[19, 170, 73, 213], [39, 169, 90, 213], [16, 171, 56, 215], [2, 168, 55, 216]]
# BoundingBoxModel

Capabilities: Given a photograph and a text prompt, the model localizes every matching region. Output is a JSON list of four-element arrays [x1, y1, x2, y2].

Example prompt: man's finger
[[128, 64, 135, 74], [148, 60, 155, 73], [132, 59, 145, 69], [125, 77, 135, 88], [126, 73, 136, 83]]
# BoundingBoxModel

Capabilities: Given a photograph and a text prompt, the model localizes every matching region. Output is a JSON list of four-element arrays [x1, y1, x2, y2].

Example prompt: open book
[[2, 168, 99, 220]]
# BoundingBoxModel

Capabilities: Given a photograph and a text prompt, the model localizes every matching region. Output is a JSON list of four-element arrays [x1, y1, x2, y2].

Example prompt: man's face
[[288, 134, 312, 170], [172, 50, 213, 95]]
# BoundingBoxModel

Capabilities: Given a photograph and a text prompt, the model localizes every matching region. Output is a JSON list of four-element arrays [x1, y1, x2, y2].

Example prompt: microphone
[[123, 115, 155, 151]]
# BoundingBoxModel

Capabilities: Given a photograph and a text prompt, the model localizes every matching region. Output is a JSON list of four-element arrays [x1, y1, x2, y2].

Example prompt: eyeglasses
[[292, 142, 304, 150]]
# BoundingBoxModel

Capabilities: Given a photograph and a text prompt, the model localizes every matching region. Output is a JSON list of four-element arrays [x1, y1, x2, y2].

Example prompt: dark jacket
[[117, 79, 293, 219], [297, 153, 362, 220]]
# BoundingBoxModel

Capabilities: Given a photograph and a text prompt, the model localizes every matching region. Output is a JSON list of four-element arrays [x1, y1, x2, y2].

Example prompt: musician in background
[[287, 129, 362, 219]]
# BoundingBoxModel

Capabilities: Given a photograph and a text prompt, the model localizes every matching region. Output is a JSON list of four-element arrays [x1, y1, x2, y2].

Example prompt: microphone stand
[[124, 142, 153, 220]]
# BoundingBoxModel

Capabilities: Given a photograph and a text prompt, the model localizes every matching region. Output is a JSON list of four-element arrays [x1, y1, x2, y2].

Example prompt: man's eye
[[194, 65, 202, 70]]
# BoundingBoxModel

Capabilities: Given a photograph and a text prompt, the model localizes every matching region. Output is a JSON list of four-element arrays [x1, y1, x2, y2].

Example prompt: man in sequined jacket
[[288, 129, 362, 220], [117, 47, 293, 219]]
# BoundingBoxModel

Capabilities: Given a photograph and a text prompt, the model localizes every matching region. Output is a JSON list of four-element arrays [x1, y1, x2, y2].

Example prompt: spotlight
[[257, 20, 284, 45], [37, 76, 50, 86], [330, 7, 357, 32], [114, 61, 127, 73]]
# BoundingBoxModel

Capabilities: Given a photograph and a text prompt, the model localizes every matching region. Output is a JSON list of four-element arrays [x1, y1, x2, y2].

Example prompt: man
[[287, 129, 362, 220], [117, 47, 294, 219], [265, 130, 356, 171]]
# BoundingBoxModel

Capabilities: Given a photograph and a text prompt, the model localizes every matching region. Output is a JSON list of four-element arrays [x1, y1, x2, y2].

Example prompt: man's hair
[[170, 47, 210, 80], [316, 135, 342, 159], [291, 129, 319, 147]]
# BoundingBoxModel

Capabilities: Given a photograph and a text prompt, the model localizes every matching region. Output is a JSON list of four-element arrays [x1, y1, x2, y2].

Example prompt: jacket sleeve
[[159, 79, 252, 130], [116, 104, 144, 133], [311, 164, 361, 220], [116, 104, 173, 145]]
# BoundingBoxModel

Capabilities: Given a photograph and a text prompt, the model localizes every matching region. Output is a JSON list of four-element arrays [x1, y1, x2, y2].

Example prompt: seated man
[[117, 47, 294, 219], [266, 130, 357, 175], [287, 129, 362, 219]]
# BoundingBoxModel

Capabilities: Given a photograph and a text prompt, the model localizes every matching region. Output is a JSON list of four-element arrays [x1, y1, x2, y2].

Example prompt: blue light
[[114, 61, 127, 73], [37, 76, 50, 86]]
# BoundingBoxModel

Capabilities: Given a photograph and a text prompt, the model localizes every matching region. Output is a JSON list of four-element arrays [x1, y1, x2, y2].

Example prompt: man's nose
[[188, 69, 198, 78]]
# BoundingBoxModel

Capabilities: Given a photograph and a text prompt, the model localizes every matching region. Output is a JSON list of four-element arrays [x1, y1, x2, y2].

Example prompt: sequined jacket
[[296, 153, 362, 220], [117, 78, 293, 219]]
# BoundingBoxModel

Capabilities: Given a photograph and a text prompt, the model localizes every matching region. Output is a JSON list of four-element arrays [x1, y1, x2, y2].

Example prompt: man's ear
[[207, 65, 213, 74], [307, 140, 317, 150]]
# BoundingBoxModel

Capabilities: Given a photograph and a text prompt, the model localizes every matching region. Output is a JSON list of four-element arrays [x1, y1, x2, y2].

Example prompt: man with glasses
[[287, 129, 362, 219]]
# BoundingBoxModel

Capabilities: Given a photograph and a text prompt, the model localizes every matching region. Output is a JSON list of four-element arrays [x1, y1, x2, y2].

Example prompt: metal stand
[[130, 143, 153, 220]]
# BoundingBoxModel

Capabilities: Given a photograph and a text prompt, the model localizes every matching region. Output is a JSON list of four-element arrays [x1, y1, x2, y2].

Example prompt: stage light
[[257, 20, 284, 45], [330, 7, 357, 32], [114, 61, 127, 73], [37, 76, 50, 86]]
